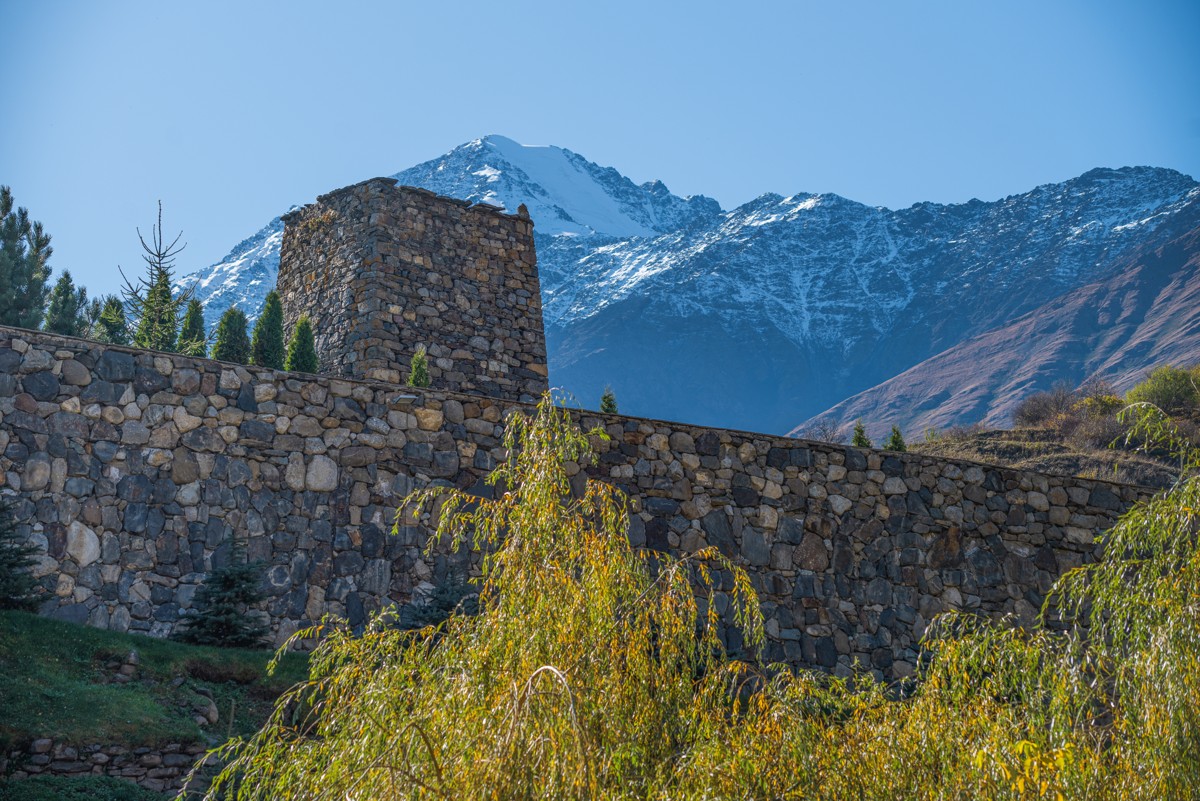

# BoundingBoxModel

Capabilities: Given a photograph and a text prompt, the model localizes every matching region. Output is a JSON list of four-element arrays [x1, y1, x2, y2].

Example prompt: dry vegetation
[[914, 365, 1200, 488]]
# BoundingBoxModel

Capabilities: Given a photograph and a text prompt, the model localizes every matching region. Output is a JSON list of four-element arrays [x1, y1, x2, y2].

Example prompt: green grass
[[0, 775, 168, 801], [0, 610, 306, 751]]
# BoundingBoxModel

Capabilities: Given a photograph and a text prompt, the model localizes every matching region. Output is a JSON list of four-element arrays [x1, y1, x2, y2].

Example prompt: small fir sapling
[[178, 299, 208, 357], [250, 290, 285, 369], [600, 386, 619, 414], [285, 314, 319, 372], [42, 270, 90, 337], [0, 496, 39, 611], [92, 295, 130, 345], [851, 420, 873, 448], [409, 345, 431, 388], [212, 307, 251, 364], [883, 425, 907, 452], [174, 539, 268, 648]]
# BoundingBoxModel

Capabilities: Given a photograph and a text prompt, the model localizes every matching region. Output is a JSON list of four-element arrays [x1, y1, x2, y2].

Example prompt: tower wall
[[277, 178, 548, 402]]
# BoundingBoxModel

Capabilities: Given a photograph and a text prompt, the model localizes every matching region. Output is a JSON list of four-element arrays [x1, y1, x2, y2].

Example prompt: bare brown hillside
[[794, 224, 1200, 441]]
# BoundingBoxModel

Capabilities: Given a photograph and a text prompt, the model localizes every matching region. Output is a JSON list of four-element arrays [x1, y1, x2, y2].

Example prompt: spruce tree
[[212, 307, 250, 364], [121, 201, 192, 352], [178, 299, 208, 357], [0, 186, 52, 330], [883, 425, 907, 452], [173, 539, 267, 648], [851, 420, 872, 448], [409, 345, 431, 388], [250, 290, 285, 369], [285, 314, 318, 372], [92, 295, 130, 345], [600, 385, 618, 414], [42, 270, 90, 337], [0, 497, 39, 611]]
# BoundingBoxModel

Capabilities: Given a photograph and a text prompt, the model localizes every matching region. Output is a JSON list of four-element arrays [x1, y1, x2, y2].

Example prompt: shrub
[[284, 314, 318, 373], [250, 290, 285, 369], [173, 540, 267, 648], [0, 497, 38, 611], [1013, 382, 1077, 427], [1126, 365, 1199, 416], [211, 307, 250, 364], [599, 385, 618, 414], [408, 345, 430, 388], [176, 299, 207, 357], [851, 419, 872, 448], [882, 425, 907, 452]]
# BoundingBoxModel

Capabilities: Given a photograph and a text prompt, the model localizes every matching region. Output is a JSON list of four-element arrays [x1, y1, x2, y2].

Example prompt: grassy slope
[[0, 611, 306, 752]]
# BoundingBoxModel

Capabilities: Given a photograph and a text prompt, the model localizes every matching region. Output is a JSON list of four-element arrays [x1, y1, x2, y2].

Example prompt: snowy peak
[[392, 135, 721, 238]]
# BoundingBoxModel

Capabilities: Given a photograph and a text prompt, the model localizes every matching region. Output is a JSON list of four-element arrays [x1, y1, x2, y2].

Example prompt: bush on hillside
[[1012, 382, 1077, 427], [1126, 364, 1200, 416]]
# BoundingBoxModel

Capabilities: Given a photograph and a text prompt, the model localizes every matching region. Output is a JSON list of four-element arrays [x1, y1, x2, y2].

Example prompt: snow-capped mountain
[[178, 136, 1200, 436]]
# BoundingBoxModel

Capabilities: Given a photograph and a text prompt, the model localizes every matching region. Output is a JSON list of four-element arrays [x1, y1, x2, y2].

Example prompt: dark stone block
[[700, 510, 735, 557], [1089, 486, 1122, 512], [96, 351, 135, 382], [333, 550, 365, 576], [815, 636, 838, 668], [731, 486, 758, 507], [645, 517, 670, 552], [24, 371, 60, 401], [643, 496, 680, 516], [239, 419, 275, 445], [843, 448, 867, 471], [93, 440, 119, 463], [134, 365, 170, 395], [51, 603, 91, 625], [80, 380, 125, 405], [117, 475, 152, 503], [695, 431, 721, 456], [741, 528, 771, 566], [236, 384, 258, 412]]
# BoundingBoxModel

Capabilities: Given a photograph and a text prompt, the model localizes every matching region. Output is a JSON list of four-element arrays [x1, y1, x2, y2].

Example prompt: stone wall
[[1, 739, 210, 796], [0, 327, 1151, 679], [276, 178, 548, 402]]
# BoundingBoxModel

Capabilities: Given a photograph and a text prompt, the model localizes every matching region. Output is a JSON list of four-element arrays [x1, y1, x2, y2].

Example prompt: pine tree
[[883, 425, 907, 452], [212, 307, 250, 364], [250, 290, 285, 369], [285, 314, 318, 373], [173, 540, 267, 648], [42, 270, 90, 337], [600, 385, 618, 414], [178, 299, 208, 357], [409, 345, 431, 388], [0, 496, 39, 611], [851, 420, 872, 448], [121, 201, 192, 352], [0, 186, 52, 330], [92, 295, 130, 345]]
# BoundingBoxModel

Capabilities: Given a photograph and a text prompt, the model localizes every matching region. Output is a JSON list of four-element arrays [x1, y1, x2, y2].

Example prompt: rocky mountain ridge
[[177, 136, 1200, 436]]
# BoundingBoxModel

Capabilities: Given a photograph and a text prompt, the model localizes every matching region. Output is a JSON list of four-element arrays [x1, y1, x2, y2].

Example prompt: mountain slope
[[793, 222, 1200, 439], [176, 136, 1200, 435]]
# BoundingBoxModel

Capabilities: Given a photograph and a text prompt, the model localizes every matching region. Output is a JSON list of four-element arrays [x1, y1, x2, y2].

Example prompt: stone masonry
[[276, 178, 548, 402], [0, 327, 1151, 681]]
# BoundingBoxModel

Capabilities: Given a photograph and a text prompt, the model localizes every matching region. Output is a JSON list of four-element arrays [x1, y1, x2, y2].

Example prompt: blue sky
[[1, 0, 1197, 297]]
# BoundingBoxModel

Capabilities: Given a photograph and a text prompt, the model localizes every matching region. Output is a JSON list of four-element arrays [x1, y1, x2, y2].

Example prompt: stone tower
[[277, 178, 548, 402]]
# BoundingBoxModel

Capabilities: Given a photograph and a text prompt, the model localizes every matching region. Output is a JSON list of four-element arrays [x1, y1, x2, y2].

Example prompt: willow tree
[[202, 393, 761, 800]]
